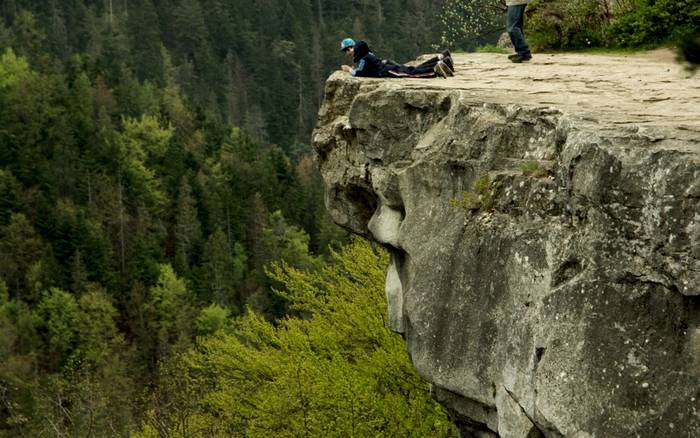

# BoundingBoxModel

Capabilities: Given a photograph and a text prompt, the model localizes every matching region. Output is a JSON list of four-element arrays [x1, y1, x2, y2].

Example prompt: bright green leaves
[[121, 115, 173, 159], [140, 239, 455, 437], [149, 264, 192, 333], [116, 115, 174, 207], [34, 286, 120, 369], [147, 264, 195, 358], [75, 288, 119, 364], [0, 49, 31, 90], [37, 288, 80, 365], [195, 304, 230, 336]]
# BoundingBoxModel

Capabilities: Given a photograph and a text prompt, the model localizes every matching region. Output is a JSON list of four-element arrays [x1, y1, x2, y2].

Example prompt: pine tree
[[0, 213, 43, 300], [201, 227, 246, 308], [127, 0, 163, 83], [173, 177, 202, 274]]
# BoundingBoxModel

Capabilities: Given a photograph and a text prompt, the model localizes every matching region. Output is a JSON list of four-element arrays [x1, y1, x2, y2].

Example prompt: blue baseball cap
[[340, 38, 355, 52]]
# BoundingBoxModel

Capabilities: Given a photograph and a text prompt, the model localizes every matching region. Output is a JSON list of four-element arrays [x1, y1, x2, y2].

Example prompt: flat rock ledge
[[312, 52, 700, 437]]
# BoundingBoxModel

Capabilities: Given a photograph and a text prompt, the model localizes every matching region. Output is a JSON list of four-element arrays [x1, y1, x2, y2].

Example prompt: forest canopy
[[0, 1, 454, 435]]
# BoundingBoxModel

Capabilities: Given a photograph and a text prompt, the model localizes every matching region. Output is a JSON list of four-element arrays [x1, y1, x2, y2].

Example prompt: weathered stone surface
[[313, 52, 700, 437]]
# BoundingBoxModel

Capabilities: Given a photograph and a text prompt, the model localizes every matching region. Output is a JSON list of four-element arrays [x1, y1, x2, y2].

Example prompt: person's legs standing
[[507, 4, 531, 60]]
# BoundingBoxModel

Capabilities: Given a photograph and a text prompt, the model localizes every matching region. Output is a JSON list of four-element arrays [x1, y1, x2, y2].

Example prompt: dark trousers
[[507, 5, 530, 56], [386, 56, 439, 77]]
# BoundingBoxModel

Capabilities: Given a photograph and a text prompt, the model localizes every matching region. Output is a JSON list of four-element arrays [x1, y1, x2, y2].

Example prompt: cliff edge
[[312, 52, 700, 437]]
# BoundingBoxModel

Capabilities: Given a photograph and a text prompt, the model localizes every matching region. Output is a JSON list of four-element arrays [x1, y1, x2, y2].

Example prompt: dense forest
[[1, 0, 697, 436], [0, 0, 455, 436], [1, 0, 445, 148]]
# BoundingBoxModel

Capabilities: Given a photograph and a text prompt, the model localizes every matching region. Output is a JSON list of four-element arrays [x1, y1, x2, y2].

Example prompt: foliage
[[0, 27, 352, 433], [438, 0, 506, 50], [135, 239, 456, 437], [148, 264, 194, 346], [525, 0, 610, 50], [195, 304, 230, 336], [605, 0, 700, 48], [0, 48, 31, 89], [1, 0, 692, 434], [450, 175, 493, 211], [525, 0, 700, 50], [520, 160, 549, 178]]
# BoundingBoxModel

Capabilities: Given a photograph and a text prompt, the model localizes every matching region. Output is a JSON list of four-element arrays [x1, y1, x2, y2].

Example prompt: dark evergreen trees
[[0, 2, 458, 434]]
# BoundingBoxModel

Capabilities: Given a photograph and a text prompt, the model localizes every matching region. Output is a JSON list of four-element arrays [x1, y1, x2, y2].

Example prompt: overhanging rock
[[313, 52, 700, 437]]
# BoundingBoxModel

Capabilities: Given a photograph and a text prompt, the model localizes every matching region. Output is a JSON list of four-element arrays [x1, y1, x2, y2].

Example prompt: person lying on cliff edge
[[339, 38, 454, 79], [506, 0, 532, 63]]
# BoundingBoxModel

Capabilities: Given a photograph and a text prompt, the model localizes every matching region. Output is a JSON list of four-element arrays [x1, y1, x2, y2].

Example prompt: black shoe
[[435, 62, 450, 78], [508, 53, 519, 60], [510, 53, 532, 63], [443, 55, 455, 72]]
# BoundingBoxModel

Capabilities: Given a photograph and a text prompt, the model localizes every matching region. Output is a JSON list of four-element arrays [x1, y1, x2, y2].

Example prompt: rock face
[[313, 54, 700, 437], [312, 52, 700, 437]]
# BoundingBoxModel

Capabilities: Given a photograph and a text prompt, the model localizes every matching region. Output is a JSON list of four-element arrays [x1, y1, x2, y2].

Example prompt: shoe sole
[[440, 61, 454, 76], [435, 63, 449, 78], [443, 56, 455, 72], [510, 57, 532, 63]]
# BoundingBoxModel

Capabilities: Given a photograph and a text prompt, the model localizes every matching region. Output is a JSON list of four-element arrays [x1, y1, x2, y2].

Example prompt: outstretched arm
[[340, 59, 365, 76]]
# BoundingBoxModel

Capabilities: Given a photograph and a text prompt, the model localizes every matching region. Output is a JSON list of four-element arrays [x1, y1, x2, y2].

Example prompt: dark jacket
[[351, 41, 390, 78]]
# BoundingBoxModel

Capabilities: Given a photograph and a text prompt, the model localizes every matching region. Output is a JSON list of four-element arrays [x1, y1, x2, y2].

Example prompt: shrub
[[520, 160, 549, 178], [526, 0, 610, 50], [450, 175, 493, 211], [605, 0, 700, 48]]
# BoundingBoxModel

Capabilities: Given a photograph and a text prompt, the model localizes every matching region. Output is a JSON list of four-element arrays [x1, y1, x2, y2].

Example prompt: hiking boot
[[508, 53, 519, 60], [435, 61, 450, 78], [443, 55, 455, 72], [440, 61, 453, 77], [510, 53, 532, 63]]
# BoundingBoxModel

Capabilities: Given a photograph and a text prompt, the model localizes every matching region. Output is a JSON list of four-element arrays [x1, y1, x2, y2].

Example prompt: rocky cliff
[[312, 52, 700, 437]]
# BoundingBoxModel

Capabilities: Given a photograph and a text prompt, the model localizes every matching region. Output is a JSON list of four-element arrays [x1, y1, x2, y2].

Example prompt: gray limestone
[[313, 52, 700, 437]]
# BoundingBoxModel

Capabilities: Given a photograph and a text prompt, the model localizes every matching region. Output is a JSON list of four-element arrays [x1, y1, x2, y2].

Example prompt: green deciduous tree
[[36, 288, 81, 369], [134, 239, 456, 437], [194, 303, 229, 336], [147, 264, 194, 361], [116, 114, 173, 207], [0, 280, 40, 435], [0, 48, 31, 89], [75, 287, 119, 364]]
